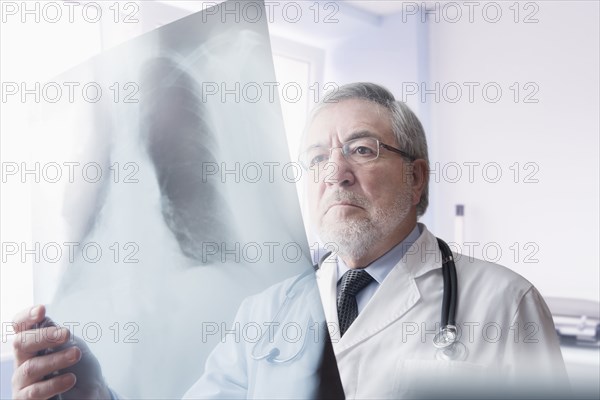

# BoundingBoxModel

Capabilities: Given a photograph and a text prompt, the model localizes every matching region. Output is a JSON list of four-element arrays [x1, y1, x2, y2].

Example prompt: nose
[[324, 147, 355, 187]]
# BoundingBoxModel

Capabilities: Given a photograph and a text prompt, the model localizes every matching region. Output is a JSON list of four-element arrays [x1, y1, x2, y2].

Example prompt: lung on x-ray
[[29, 2, 319, 398]]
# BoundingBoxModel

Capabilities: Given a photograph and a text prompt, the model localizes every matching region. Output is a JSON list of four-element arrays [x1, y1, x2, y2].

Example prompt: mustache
[[324, 190, 368, 209]]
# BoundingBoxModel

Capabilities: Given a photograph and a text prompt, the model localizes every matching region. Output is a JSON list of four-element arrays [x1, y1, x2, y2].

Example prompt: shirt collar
[[336, 224, 421, 285]]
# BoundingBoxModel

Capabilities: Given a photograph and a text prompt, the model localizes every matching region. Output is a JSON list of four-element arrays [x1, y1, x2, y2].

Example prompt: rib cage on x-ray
[[140, 57, 232, 262]]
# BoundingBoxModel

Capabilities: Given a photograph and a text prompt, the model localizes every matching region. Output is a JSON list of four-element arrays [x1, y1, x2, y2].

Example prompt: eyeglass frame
[[298, 137, 416, 170]]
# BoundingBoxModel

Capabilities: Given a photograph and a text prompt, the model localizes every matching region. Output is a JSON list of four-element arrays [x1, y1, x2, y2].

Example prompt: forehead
[[306, 98, 395, 146]]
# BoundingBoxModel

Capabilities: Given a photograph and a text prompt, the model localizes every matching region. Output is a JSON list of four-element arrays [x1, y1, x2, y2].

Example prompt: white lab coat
[[317, 224, 569, 398], [184, 224, 569, 399]]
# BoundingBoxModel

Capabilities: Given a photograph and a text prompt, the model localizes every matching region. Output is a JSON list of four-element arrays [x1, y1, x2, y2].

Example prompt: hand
[[12, 305, 112, 400]]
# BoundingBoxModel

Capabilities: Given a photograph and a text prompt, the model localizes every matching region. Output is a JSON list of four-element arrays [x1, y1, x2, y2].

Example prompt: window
[[271, 36, 325, 251]]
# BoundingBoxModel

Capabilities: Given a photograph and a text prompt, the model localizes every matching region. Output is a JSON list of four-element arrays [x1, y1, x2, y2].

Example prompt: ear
[[410, 159, 429, 206]]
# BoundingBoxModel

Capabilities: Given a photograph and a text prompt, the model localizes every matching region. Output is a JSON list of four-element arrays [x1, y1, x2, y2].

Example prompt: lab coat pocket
[[394, 358, 489, 397]]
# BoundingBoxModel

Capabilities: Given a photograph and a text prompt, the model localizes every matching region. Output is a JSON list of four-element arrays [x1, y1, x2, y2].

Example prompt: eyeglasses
[[298, 137, 415, 170]]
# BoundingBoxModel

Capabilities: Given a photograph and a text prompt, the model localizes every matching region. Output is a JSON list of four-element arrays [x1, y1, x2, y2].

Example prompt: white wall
[[426, 1, 599, 299], [283, 1, 598, 300]]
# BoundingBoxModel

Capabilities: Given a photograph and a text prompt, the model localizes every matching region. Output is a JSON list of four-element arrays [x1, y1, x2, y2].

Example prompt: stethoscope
[[250, 269, 315, 364], [433, 238, 468, 361], [251, 237, 467, 363]]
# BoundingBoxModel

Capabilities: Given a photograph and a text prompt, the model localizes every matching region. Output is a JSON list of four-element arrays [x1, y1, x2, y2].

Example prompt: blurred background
[[1, 0, 598, 397]]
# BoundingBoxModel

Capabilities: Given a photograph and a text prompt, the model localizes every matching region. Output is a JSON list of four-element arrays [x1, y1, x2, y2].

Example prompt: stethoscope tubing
[[437, 238, 458, 327]]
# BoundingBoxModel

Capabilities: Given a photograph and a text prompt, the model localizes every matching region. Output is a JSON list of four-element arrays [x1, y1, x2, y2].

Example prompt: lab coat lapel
[[334, 260, 420, 354], [335, 227, 442, 354]]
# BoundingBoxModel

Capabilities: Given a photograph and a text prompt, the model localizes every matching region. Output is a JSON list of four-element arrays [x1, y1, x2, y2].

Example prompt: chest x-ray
[[29, 2, 319, 398]]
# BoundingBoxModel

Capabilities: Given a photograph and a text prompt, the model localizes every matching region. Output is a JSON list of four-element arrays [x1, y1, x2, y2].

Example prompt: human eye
[[310, 154, 329, 166], [347, 138, 377, 158], [306, 148, 329, 167], [355, 146, 374, 155]]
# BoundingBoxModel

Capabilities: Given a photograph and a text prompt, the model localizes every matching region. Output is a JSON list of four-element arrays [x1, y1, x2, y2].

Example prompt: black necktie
[[337, 269, 374, 336]]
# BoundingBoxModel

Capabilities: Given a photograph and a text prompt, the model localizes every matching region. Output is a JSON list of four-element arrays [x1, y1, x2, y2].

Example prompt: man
[[187, 82, 569, 398], [12, 82, 568, 399], [294, 82, 569, 397]]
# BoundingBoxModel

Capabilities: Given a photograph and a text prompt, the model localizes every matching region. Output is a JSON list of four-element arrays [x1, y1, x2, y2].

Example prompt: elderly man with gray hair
[[187, 82, 568, 398], [12, 82, 568, 399]]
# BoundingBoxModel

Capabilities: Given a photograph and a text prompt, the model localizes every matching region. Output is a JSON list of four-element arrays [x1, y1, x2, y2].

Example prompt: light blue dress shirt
[[336, 224, 421, 313]]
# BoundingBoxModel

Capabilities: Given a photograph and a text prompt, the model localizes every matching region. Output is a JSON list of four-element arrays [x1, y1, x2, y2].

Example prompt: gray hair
[[307, 82, 430, 216]]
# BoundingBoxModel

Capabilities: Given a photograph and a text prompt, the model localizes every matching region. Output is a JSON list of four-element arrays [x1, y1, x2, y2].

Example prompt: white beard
[[318, 186, 413, 262]]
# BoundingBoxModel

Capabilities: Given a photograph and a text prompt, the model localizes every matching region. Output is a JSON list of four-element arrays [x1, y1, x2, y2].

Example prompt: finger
[[14, 372, 76, 400], [12, 305, 46, 333], [13, 327, 71, 366], [12, 347, 81, 392]]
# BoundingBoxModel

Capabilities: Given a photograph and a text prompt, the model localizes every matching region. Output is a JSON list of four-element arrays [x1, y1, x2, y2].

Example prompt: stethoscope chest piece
[[435, 340, 468, 361], [433, 325, 468, 361], [433, 325, 458, 349]]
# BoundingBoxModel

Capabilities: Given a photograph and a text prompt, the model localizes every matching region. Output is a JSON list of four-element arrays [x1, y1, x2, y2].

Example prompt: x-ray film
[[28, 1, 323, 398]]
